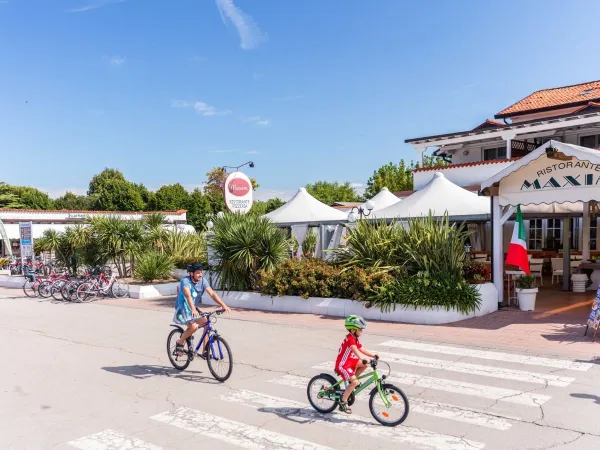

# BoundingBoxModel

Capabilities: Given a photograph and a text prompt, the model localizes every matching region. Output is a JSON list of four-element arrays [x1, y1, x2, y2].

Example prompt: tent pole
[[492, 196, 503, 305], [562, 218, 571, 291], [582, 202, 590, 261]]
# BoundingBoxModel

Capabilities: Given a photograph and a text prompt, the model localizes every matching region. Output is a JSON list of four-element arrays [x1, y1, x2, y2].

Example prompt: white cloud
[[351, 182, 366, 196], [245, 150, 259, 154], [109, 56, 127, 66], [215, 0, 267, 50], [207, 149, 236, 153], [243, 116, 270, 127], [66, 0, 125, 13], [172, 100, 231, 117]]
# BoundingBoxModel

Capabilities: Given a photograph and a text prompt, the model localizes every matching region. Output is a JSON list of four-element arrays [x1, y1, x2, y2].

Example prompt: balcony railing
[[510, 140, 538, 157]]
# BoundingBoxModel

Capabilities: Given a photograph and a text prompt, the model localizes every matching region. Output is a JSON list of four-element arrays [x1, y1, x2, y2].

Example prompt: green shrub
[[368, 272, 481, 314], [462, 260, 491, 283], [516, 274, 536, 289], [258, 258, 393, 300], [174, 255, 207, 270], [134, 251, 174, 283], [211, 213, 289, 291]]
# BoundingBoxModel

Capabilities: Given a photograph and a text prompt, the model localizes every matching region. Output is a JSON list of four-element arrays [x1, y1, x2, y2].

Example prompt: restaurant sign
[[223, 171, 253, 214]]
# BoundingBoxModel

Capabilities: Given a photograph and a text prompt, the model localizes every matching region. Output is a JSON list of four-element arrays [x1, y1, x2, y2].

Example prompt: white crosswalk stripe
[[270, 374, 517, 430], [151, 407, 334, 450], [312, 362, 551, 406], [379, 340, 592, 371], [68, 429, 163, 450], [220, 389, 485, 450], [373, 350, 575, 387]]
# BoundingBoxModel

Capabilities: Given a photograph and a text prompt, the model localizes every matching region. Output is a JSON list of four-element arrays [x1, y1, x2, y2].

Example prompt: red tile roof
[[495, 80, 600, 119], [412, 157, 522, 173], [0, 209, 187, 214], [471, 119, 506, 131]]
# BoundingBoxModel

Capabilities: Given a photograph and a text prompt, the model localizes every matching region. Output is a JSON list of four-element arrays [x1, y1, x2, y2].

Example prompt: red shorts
[[337, 361, 358, 381]]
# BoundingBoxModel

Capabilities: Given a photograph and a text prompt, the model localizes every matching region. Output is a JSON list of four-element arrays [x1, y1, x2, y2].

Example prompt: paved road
[[1, 290, 599, 450]]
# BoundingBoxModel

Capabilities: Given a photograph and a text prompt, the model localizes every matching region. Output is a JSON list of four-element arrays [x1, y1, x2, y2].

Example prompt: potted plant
[[516, 275, 538, 311], [302, 230, 318, 257]]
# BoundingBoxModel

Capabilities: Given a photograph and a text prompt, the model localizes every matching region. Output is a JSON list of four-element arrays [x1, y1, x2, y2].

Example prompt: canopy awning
[[364, 187, 400, 211], [371, 172, 490, 221], [481, 140, 600, 206], [264, 187, 348, 226]]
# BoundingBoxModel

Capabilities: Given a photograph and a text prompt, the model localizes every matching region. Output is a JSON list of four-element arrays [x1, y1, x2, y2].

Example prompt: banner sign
[[224, 171, 253, 214], [19, 222, 33, 262]]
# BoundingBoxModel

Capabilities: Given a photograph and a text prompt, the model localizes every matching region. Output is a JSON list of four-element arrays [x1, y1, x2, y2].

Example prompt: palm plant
[[302, 229, 318, 256], [210, 213, 288, 291]]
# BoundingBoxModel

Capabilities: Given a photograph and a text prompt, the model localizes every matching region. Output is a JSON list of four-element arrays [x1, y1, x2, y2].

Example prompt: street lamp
[[206, 220, 214, 231], [221, 161, 255, 172], [347, 200, 375, 223]]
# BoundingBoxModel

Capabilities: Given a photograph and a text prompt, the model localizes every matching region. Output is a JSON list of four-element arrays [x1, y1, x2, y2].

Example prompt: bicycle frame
[[325, 367, 392, 408], [192, 320, 225, 360]]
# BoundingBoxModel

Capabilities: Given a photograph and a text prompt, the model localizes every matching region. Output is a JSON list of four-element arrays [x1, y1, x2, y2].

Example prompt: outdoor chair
[[530, 263, 543, 286], [551, 258, 563, 284]]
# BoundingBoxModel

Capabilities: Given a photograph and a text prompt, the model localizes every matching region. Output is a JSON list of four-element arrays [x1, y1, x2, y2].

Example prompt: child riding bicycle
[[335, 315, 378, 414]]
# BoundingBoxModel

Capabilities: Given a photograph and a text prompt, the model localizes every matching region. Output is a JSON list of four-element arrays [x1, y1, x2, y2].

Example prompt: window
[[580, 134, 600, 149], [546, 219, 562, 249], [529, 219, 543, 250], [483, 146, 507, 161]]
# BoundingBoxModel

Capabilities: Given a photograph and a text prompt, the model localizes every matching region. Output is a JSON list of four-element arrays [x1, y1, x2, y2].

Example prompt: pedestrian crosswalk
[[66, 338, 591, 450]]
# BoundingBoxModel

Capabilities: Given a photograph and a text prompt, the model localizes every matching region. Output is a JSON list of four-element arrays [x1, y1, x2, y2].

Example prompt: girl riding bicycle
[[335, 315, 378, 414]]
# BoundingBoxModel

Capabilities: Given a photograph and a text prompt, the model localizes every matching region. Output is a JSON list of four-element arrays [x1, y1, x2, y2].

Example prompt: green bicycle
[[307, 358, 409, 426]]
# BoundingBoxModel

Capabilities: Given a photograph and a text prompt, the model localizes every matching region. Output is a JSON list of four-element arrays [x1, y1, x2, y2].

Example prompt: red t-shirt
[[335, 333, 362, 370]]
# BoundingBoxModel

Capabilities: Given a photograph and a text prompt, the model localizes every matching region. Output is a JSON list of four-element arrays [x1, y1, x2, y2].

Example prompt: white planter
[[571, 274, 588, 293], [517, 288, 538, 311]]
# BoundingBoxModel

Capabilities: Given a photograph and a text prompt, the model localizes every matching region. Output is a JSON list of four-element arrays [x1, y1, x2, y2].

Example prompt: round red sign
[[228, 177, 251, 197]]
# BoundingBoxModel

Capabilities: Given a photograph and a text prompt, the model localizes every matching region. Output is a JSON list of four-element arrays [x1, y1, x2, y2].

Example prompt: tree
[[7, 185, 54, 209], [305, 181, 361, 205], [54, 192, 93, 210], [0, 182, 23, 209], [150, 183, 190, 211], [364, 155, 448, 198], [265, 197, 285, 214], [87, 168, 146, 211], [186, 188, 212, 231]]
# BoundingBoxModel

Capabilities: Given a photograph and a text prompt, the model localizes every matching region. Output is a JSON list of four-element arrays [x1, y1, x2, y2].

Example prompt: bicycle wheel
[[38, 280, 53, 299], [23, 279, 38, 298], [368, 383, 409, 427], [111, 279, 129, 298], [206, 336, 233, 382], [51, 279, 67, 301], [76, 282, 95, 302], [307, 373, 339, 413], [167, 328, 192, 371]]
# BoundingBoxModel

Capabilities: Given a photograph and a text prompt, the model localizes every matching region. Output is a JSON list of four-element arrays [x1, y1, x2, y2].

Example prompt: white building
[[0, 209, 190, 256], [406, 79, 600, 252]]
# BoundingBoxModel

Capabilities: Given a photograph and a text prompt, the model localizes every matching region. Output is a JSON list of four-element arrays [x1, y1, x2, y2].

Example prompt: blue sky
[[1, 0, 600, 201]]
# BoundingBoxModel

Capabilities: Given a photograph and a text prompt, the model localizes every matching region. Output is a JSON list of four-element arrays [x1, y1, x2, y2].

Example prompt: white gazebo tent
[[480, 140, 600, 301], [264, 187, 348, 258], [371, 172, 491, 221], [364, 187, 401, 211]]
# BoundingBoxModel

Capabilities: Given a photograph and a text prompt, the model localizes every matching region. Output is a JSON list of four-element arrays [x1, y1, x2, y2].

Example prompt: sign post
[[223, 171, 253, 214], [19, 222, 33, 269]]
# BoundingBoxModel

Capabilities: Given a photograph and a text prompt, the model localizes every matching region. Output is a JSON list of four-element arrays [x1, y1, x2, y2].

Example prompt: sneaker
[[338, 401, 352, 414]]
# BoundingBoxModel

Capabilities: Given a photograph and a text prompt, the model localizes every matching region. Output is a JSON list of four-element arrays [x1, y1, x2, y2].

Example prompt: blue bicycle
[[167, 308, 233, 382]]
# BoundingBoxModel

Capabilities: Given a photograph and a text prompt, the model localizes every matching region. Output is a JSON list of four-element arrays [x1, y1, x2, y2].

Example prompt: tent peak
[[299, 187, 307, 192], [433, 172, 445, 179]]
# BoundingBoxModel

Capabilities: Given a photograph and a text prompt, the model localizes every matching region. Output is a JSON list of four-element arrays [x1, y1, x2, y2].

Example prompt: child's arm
[[351, 345, 378, 360]]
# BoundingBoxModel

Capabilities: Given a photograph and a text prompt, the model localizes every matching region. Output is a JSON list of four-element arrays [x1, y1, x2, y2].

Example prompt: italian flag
[[505, 205, 530, 275]]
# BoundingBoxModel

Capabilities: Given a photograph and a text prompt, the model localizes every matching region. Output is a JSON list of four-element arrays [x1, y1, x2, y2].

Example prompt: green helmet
[[345, 315, 366, 331]]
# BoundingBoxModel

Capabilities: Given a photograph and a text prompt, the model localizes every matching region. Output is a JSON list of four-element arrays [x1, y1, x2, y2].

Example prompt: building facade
[[0, 209, 190, 257], [406, 79, 600, 252]]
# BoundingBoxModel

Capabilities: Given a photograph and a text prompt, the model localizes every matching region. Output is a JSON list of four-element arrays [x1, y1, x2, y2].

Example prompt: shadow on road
[[102, 364, 220, 384], [570, 393, 600, 405], [256, 406, 372, 426]]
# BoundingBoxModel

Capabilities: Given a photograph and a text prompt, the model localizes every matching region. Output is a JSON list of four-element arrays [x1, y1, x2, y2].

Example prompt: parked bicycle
[[307, 358, 409, 426], [75, 271, 129, 302], [167, 307, 233, 382]]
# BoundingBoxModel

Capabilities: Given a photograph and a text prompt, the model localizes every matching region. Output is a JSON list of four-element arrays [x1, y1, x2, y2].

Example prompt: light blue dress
[[173, 276, 210, 325]]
